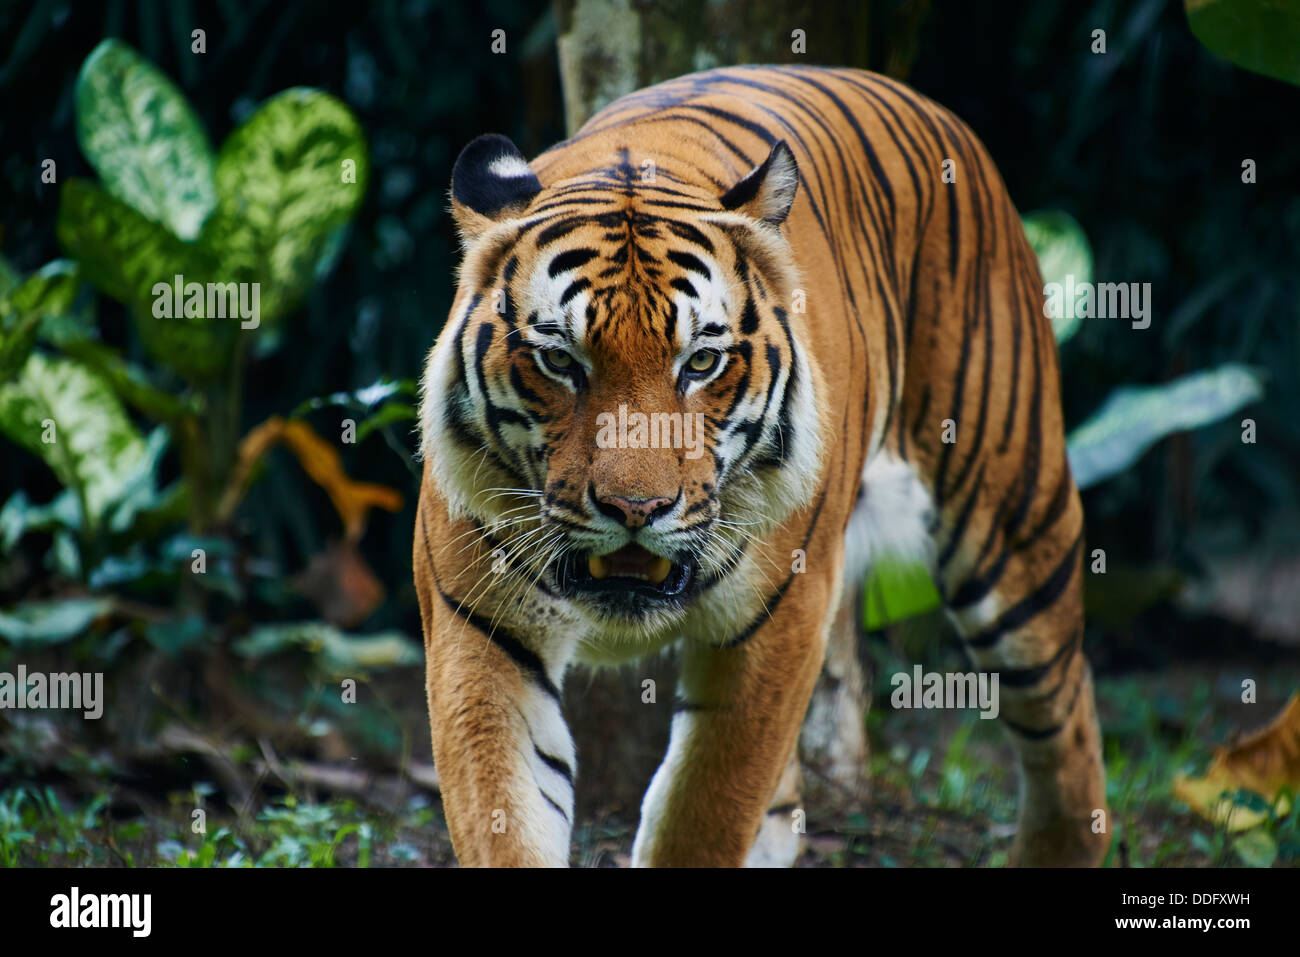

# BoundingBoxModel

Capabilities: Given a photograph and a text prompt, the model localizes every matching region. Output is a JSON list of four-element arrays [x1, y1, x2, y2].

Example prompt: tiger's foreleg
[[632, 568, 836, 867], [414, 497, 577, 867]]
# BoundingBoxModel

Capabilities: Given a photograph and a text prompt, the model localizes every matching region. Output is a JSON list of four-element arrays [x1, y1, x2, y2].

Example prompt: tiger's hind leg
[[941, 492, 1108, 867]]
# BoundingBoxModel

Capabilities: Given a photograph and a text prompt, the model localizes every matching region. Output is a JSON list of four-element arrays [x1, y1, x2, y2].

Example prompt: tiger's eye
[[687, 349, 719, 374], [543, 349, 574, 371]]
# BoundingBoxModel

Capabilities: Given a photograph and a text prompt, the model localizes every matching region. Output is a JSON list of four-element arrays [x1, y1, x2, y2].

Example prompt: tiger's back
[[414, 66, 1106, 867]]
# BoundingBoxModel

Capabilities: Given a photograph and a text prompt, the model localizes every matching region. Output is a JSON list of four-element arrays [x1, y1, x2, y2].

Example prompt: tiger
[[412, 64, 1108, 867]]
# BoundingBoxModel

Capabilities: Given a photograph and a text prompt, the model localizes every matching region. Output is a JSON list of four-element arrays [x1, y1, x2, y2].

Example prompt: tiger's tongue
[[588, 544, 673, 585]]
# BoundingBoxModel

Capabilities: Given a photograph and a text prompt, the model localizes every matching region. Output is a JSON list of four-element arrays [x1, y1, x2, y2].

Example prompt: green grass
[[0, 786, 446, 868]]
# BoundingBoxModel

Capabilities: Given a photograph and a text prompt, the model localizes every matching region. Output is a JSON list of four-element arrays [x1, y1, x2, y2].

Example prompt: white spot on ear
[[489, 155, 534, 180]]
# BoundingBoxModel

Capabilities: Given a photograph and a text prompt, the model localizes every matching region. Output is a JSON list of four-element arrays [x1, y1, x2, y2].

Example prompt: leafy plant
[[53, 39, 371, 529], [1, 40, 391, 651]]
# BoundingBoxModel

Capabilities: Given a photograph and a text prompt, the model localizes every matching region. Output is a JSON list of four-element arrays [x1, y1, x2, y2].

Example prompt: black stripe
[[997, 626, 1081, 689], [548, 248, 598, 276], [534, 745, 574, 784], [667, 250, 711, 279], [723, 486, 829, 647], [437, 587, 562, 705], [739, 295, 760, 334], [1002, 670, 1085, 740], [965, 533, 1083, 651], [540, 789, 570, 823], [663, 220, 716, 254], [559, 277, 591, 307]]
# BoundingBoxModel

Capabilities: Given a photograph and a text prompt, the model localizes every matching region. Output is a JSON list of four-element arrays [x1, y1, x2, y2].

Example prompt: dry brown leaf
[[292, 540, 385, 628], [1173, 693, 1300, 831], [219, 415, 403, 540]]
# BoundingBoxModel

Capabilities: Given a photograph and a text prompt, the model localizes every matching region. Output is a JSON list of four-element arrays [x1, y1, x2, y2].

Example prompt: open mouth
[[557, 544, 695, 599]]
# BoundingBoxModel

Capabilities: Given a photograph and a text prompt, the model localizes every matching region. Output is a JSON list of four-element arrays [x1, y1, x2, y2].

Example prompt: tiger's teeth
[[588, 555, 610, 580], [647, 557, 672, 585]]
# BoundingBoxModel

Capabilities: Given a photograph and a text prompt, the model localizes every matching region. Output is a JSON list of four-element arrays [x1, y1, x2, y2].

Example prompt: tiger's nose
[[593, 490, 678, 529]]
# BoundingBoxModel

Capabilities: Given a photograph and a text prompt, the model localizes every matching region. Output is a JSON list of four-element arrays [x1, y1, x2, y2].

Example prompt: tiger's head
[[420, 134, 825, 637]]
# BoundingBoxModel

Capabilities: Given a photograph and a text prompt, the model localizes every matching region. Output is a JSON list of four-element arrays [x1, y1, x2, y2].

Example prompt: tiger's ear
[[450, 134, 542, 242], [719, 140, 799, 227]]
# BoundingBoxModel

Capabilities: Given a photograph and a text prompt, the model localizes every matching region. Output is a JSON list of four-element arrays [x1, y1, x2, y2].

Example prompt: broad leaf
[[291, 377, 416, 418], [863, 558, 943, 630], [0, 597, 114, 646], [0, 310, 41, 380], [1067, 363, 1264, 490], [0, 260, 83, 378], [0, 353, 149, 533], [56, 337, 193, 422], [58, 179, 234, 381], [234, 621, 421, 674], [1022, 210, 1093, 344], [1186, 0, 1300, 87], [145, 614, 208, 656], [0, 489, 82, 552], [9, 259, 81, 318], [75, 39, 216, 239], [57, 178, 195, 308], [1232, 829, 1279, 868], [105, 426, 172, 534], [212, 88, 370, 326]]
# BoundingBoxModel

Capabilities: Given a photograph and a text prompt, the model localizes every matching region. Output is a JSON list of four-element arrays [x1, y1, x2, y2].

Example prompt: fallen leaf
[[219, 415, 402, 540], [292, 540, 385, 628], [1173, 693, 1300, 831]]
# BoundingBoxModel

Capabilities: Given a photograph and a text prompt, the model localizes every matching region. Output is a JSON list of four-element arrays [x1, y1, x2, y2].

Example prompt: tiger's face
[[421, 135, 825, 635]]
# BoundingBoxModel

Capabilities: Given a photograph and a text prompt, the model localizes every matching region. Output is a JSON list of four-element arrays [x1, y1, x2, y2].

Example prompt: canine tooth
[[588, 555, 610, 580], [648, 556, 672, 585]]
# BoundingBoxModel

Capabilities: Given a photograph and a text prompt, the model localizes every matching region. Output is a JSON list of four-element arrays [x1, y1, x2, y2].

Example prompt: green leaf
[[1186, 0, 1300, 87], [234, 621, 421, 675], [57, 178, 194, 308], [0, 353, 149, 533], [75, 39, 216, 239], [55, 338, 193, 422], [144, 614, 207, 656], [0, 598, 113, 646], [1022, 210, 1093, 344], [291, 377, 416, 418], [105, 426, 172, 534], [1067, 363, 1265, 490], [10, 259, 81, 318], [0, 489, 82, 552], [0, 261, 83, 379], [1231, 828, 1278, 868], [0, 310, 41, 380], [0, 257, 20, 299], [863, 558, 943, 630], [355, 401, 417, 444], [57, 179, 234, 381], [211, 88, 370, 326]]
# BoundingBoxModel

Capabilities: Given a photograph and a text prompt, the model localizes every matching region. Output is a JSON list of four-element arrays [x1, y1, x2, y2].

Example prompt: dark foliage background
[[4, 0, 1295, 646]]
